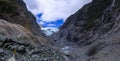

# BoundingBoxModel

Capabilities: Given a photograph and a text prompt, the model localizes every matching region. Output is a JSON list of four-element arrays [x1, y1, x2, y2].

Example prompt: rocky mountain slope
[[0, 19, 66, 61], [1, 0, 120, 61], [0, 0, 42, 35], [0, 0, 66, 61], [53, 0, 120, 61]]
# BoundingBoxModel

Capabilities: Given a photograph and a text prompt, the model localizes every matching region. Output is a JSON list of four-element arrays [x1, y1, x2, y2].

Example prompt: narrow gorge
[[0, 0, 120, 61]]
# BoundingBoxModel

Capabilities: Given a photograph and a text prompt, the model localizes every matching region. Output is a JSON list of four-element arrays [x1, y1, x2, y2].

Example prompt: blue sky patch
[[42, 19, 64, 28], [36, 13, 64, 28], [36, 13, 42, 18]]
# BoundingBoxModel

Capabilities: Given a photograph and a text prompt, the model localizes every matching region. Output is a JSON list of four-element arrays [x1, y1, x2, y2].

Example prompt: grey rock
[[53, 0, 120, 61], [0, 19, 65, 61]]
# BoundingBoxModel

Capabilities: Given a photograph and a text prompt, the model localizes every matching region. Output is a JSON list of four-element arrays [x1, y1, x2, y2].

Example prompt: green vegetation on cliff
[[0, 0, 18, 14]]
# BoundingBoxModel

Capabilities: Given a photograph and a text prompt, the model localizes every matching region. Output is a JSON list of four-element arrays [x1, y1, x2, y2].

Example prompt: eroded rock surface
[[0, 19, 66, 61], [53, 0, 120, 61]]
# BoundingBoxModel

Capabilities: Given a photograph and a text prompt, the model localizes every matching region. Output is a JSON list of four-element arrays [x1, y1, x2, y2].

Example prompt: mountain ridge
[[53, 0, 120, 61]]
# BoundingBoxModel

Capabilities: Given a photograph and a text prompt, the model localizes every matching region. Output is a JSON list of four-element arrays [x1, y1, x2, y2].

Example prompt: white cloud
[[23, 0, 92, 35], [38, 21, 45, 25], [41, 27, 59, 32], [23, 0, 38, 9], [41, 27, 59, 35], [23, 0, 92, 22]]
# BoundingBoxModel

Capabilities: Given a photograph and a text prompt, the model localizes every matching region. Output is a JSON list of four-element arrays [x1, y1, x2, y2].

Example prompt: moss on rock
[[0, 0, 18, 14]]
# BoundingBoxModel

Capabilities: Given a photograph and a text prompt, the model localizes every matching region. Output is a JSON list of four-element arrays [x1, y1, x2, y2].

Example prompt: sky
[[23, 0, 92, 34]]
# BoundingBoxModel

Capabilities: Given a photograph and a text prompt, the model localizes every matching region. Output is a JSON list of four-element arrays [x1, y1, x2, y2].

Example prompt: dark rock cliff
[[0, 0, 42, 35], [54, 0, 119, 46], [53, 0, 120, 61]]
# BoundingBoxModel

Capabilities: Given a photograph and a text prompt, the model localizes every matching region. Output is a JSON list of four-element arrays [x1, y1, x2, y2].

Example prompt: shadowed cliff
[[0, 0, 42, 35]]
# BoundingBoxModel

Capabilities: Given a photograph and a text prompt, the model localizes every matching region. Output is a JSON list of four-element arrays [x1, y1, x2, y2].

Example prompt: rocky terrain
[[53, 0, 120, 61], [0, 0, 120, 61], [0, 0, 66, 61]]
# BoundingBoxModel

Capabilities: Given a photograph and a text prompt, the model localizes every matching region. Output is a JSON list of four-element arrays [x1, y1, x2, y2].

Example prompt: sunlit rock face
[[53, 0, 120, 61], [0, 19, 65, 61]]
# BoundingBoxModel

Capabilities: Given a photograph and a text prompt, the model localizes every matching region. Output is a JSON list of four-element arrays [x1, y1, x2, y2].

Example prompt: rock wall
[[54, 0, 120, 46], [53, 0, 120, 61]]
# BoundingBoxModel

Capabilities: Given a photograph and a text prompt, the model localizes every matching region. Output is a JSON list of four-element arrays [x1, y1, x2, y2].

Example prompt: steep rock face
[[54, 0, 119, 46], [0, 0, 42, 35], [53, 0, 120, 61], [0, 19, 66, 61]]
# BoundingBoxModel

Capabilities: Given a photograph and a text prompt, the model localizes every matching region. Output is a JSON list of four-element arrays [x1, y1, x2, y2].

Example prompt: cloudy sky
[[23, 0, 92, 32]]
